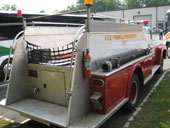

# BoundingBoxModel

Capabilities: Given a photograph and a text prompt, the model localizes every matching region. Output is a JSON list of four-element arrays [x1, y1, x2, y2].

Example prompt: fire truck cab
[[2, 13, 165, 128]]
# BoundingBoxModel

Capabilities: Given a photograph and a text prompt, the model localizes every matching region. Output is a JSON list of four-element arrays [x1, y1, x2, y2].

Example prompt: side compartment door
[[106, 71, 123, 107], [40, 71, 67, 106], [143, 57, 152, 80]]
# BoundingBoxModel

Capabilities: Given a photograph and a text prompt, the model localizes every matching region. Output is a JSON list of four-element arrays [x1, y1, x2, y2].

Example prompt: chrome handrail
[[32, 21, 84, 26], [4, 31, 24, 82]]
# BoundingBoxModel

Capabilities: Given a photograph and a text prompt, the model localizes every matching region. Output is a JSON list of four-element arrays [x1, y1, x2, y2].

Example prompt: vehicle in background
[[165, 9, 170, 34], [0, 10, 47, 80], [163, 9, 170, 58]]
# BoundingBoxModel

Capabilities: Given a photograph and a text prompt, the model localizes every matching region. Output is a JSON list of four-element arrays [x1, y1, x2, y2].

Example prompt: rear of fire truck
[[4, 1, 165, 128]]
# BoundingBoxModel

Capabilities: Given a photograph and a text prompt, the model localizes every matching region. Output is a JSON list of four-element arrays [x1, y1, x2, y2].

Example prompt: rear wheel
[[125, 74, 140, 112], [167, 44, 170, 59], [0, 59, 12, 81]]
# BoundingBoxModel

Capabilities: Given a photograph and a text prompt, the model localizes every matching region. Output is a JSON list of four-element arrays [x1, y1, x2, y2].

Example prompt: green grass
[[0, 118, 11, 128], [130, 73, 170, 128], [0, 118, 32, 128]]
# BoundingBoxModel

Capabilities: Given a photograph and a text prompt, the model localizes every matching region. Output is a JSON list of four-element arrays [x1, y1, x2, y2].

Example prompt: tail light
[[92, 79, 104, 87]]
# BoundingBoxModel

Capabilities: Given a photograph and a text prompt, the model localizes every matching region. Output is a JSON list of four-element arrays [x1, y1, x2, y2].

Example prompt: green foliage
[[0, 4, 17, 11], [160, 121, 170, 128], [124, 0, 142, 9], [150, 0, 170, 6], [130, 73, 170, 128], [59, 0, 170, 13], [60, 0, 122, 13], [125, 0, 170, 9], [0, 118, 11, 128], [92, 0, 122, 12], [40, 10, 45, 13]]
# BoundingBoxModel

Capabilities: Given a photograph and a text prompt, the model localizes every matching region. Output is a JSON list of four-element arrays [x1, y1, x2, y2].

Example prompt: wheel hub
[[130, 81, 138, 105], [3, 63, 11, 76], [168, 47, 170, 57]]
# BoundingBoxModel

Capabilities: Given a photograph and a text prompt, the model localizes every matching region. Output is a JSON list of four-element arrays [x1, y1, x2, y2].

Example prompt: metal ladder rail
[[4, 31, 24, 82], [67, 25, 85, 97]]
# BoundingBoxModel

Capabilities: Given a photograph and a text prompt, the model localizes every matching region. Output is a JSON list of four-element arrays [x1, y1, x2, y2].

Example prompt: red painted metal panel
[[90, 68, 131, 114], [143, 57, 152, 80], [155, 45, 166, 64], [89, 47, 163, 114]]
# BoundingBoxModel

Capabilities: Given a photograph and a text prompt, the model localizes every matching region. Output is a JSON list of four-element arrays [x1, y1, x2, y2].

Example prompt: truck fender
[[0, 55, 10, 66], [156, 45, 166, 64], [126, 64, 143, 98], [163, 32, 170, 44]]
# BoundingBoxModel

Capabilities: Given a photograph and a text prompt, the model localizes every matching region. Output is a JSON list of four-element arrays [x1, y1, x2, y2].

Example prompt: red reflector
[[143, 20, 149, 24], [17, 10, 22, 16], [92, 79, 104, 87]]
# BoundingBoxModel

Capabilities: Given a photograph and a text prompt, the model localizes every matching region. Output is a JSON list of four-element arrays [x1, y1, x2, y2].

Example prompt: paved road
[[0, 59, 170, 128], [0, 82, 7, 100], [0, 83, 27, 123], [164, 58, 170, 70]]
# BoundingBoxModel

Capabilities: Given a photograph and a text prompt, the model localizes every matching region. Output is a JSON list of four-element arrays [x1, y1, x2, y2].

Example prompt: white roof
[[0, 10, 48, 15], [167, 9, 170, 14]]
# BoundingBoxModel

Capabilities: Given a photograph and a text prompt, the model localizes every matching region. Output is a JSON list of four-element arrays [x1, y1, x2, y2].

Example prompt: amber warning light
[[85, 0, 93, 6], [17, 10, 22, 17]]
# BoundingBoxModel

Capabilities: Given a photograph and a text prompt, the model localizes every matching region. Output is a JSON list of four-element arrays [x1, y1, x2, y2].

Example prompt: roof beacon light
[[85, 0, 93, 6], [17, 10, 22, 17]]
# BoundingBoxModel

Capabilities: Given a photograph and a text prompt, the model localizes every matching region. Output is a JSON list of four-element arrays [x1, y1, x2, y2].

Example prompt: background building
[[97, 5, 170, 29]]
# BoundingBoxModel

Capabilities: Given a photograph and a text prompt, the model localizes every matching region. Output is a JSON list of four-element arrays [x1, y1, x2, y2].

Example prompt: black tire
[[124, 74, 140, 113], [157, 57, 164, 74], [0, 59, 12, 81], [167, 44, 170, 59]]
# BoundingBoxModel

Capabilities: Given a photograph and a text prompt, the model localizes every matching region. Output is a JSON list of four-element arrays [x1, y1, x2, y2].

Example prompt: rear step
[[7, 98, 67, 127], [70, 98, 128, 128]]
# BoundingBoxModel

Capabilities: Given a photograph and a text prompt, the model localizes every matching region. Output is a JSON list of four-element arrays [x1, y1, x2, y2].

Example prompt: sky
[[0, 0, 78, 14]]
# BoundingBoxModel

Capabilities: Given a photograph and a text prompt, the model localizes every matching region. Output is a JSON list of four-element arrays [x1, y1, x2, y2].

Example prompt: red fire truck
[[2, 1, 166, 128]]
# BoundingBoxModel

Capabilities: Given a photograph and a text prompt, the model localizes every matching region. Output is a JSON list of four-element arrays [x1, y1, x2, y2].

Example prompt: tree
[[0, 4, 17, 11], [60, 0, 170, 13], [124, 0, 142, 9], [61, 0, 122, 13], [40, 10, 45, 13], [10, 4, 17, 11], [77, 0, 86, 10], [148, 0, 170, 6], [104, 0, 122, 11], [142, 0, 153, 7], [54, 9, 59, 14], [125, 0, 170, 9]]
